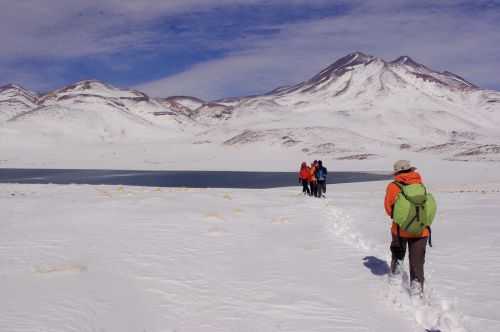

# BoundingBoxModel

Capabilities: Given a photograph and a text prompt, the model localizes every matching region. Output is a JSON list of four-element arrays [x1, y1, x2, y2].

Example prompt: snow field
[[1, 184, 409, 331], [325, 180, 500, 332], [1, 178, 499, 331], [322, 189, 464, 331]]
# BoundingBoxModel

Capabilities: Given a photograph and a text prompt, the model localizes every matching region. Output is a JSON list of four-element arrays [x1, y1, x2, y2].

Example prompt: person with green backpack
[[384, 160, 437, 293]]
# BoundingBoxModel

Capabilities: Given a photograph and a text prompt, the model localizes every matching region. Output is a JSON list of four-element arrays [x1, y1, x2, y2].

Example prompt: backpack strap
[[393, 181, 407, 198], [393, 181, 404, 189], [397, 224, 403, 251], [390, 181, 403, 219]]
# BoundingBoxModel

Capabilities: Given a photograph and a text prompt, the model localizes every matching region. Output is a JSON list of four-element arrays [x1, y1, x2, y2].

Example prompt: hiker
[[299, 162, 311, 195], [315, 160, 328, 198], [309, 160, 318, 197], [384, 160, 436, 293]]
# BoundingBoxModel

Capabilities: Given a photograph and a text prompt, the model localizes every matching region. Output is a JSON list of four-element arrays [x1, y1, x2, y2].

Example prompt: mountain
[[1, 53, 499, 161], [0, 84, 39, 122], [2, 80, 199, 142], [38, 80, 191, 125], [207, 52, 500, 160]]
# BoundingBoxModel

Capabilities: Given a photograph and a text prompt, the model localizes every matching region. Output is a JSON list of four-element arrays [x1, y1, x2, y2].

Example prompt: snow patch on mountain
[[6, 104, 165, 143]]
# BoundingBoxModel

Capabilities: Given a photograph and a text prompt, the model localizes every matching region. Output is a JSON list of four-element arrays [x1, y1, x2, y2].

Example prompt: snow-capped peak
[[390, 55, 423, 68], [391, 60, 477, 91], [38, 79, 147, 105], [339, 51, 376, 65], [0, 84, 39, 103], [311, 52, 377, 80], [44, 80, 134, 97], [0, 84, 40, 122], [266, 52, 380, 96], [0, 83, 25, 92], [262, 52, 482, 100]]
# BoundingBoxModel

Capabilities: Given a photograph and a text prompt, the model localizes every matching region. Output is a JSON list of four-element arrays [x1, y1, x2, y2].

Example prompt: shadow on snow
[[362, 256, 390, 276]]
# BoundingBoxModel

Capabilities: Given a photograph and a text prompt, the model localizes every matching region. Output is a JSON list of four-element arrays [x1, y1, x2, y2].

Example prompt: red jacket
[[299, 166, 310, 180], [384, 171, 429, 238]]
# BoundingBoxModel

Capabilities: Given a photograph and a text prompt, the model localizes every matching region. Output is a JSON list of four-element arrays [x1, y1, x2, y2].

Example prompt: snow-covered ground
[[2, 162, 500, 332]]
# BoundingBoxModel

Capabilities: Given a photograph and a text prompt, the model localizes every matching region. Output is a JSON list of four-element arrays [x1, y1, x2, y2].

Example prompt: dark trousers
[[390, 234, 427, 287], [317, 180, 326, 197], [310, 181, 317, 197], [301, 180, 310, 195]]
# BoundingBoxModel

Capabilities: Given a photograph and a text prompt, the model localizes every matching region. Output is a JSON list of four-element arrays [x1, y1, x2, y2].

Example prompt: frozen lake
[[0, 168, 391, 188]]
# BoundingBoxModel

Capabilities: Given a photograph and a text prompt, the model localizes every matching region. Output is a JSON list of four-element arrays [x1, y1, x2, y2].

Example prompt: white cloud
[[0, 0, 343, 91], [135, 53, 324, 100], [0, 0, 336, 59]]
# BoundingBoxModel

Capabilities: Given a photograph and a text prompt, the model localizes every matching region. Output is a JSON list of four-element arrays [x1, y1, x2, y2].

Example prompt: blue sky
[[1, 0, 499, 100]]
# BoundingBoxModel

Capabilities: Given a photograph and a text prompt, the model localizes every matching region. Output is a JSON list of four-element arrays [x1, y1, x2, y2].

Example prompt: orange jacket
[[309, 165, 317, 182], [384, 171, 430, 238]]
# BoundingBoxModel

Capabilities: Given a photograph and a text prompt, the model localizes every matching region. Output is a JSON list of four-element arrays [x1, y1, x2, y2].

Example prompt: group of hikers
[[298, 160, 328, 198], [299, 159, 436, 295]]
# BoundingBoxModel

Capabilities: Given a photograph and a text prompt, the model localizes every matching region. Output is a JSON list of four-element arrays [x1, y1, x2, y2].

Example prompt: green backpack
[[392, 182, 437, 236]]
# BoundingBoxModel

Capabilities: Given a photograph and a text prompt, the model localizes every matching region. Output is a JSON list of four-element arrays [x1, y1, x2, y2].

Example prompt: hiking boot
[[409, 281, 424, 298]]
